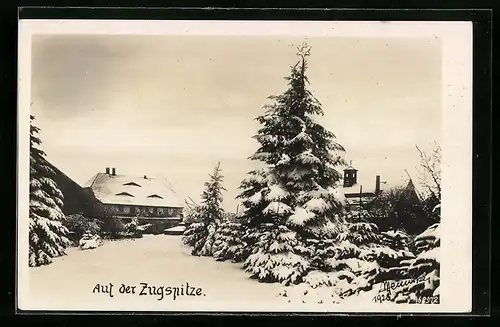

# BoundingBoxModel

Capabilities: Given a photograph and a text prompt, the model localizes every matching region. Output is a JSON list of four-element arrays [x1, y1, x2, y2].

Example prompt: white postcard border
[[17, 19, 473, 313]]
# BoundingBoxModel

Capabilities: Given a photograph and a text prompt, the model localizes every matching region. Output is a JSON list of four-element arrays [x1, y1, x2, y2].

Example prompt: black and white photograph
[[17, 20, 473, 312]]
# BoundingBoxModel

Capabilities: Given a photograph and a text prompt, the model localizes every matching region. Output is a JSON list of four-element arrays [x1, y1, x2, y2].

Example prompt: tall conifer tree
[[238, 42, 347, 284], [29, 115, 71, 267]]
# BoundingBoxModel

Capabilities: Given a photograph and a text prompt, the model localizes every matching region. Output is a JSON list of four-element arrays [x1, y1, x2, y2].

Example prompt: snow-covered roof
[[343, 164, 358, 171], [84, 173, 183, 208], [340, 174, 379, 195], [165, 225, 187, 232]]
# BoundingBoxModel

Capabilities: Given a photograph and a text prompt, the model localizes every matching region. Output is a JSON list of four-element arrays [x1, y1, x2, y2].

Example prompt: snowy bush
[[183, 219, 219, 256], [100, 217, 126, 239], [78, 231, 104, 250], [136, 223, 153, 233], [63, 213, 103, 243], [296, 231, 382, 298], [343, 210, 374, 223], [212, 221, 247, 262], [182, 222, 206, 248], [380, 229, 412, 251], [243, 223, 310, 285], [366, 184, 434, 235], [114, 217, 143, 239], [124, 218, 139, 232]]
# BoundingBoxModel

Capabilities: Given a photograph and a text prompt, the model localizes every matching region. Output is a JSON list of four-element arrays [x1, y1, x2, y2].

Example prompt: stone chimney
[[375, 175, 381, 195], [105, 167, 110, 175], [111, 168, 116, 176], [143, 175, 148, 179]]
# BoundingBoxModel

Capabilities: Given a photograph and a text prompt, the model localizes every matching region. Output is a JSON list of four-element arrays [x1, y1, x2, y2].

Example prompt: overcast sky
[[30, 35, 441, 212]]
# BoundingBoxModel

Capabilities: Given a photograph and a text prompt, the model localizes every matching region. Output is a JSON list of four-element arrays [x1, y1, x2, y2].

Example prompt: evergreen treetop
[[238, 42, 347, 237], [201, 162, 226, 223]]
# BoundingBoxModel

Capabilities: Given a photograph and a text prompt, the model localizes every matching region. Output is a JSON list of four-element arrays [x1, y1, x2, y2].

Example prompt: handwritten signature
[[379, 275, 430, 293], [372, 275, 439, 304]]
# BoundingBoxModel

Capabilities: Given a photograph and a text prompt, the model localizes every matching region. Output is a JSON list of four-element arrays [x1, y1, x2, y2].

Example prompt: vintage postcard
[[17, 19, 473, 313]]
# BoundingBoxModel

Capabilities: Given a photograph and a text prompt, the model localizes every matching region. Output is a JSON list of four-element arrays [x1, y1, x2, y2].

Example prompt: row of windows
[[344, 171, 357, 179], [114, 192, 164, 199], [107, 205, 182, 216]]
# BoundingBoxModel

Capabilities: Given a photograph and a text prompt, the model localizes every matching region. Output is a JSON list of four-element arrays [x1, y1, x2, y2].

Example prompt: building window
[[147, 194, 163, 199], [149, 207, 154, 214], [167, 208, 174, 216], [135, 207, 141, 215], [158, 208, 164, 215], [115, 192, 134, 197], [123, 182, 142, 187], [109, 205, 119, 213], [123, 206, 130, 214]]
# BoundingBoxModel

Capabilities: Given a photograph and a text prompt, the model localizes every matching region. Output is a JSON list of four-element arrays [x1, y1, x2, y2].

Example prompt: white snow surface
[[24, 235, 440, 312], [165, 225, 187, 233], [79, 238, 102, 250], [27, 235, 286, 311]]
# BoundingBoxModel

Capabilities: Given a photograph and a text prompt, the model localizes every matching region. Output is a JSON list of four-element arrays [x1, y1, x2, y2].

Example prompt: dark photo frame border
[[4, 5, 492, 322]]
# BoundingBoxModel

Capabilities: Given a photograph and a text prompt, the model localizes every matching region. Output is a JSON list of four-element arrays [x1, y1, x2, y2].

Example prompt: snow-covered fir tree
[[237, 42, 347, 285], [29, 115, 71, 267], [212, 218, 247, 263], [182, 162, 226, 256]]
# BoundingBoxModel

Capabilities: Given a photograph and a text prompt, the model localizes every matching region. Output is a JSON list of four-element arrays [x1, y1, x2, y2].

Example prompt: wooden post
[[359, 185, 363, 218]]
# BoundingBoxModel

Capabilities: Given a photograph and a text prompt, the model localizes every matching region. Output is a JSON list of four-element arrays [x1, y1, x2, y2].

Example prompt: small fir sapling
[[182, 163, 226, 257]]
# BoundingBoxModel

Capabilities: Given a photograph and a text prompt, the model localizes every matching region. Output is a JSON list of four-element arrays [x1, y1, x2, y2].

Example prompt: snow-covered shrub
[[212, 221, 247, 262], [366, 184, 433, 235], [222, 212, 238, 222], [343, 210, 374, 223], [100, 217, 126, 239], [182, 222, 206, 247], [182, 206, 202, 225], [136, 223, 153, 233], [199, 221, 218, 256], [183, 221, 218, 256], [297, 229, 381, 298], [380, 229, 412, 251], [118, 217, 143, 238], [63, 213, 103, 244], [243, 223, 309, 285], [124, 218, 139, 233], [78, 231, 104, 250]]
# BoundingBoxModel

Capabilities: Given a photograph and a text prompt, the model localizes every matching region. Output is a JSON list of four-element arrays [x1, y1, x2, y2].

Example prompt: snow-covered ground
[[23, 235, 436, 312], [25, 234, 287, 311]]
